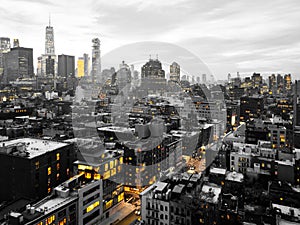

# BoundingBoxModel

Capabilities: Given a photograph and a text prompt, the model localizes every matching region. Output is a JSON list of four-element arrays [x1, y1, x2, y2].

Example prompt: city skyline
[[1, 0, 300, 79]]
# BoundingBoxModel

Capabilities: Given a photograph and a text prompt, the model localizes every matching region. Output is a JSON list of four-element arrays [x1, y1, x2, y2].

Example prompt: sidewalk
[[98, 202, 136, 225]]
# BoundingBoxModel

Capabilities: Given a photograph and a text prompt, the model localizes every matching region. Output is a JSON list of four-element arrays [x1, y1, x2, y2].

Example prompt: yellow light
[[56, 153, 60, 161], [280, 197, 283, 201], [110, 161, 114, 169], [46, 215, 55, 225], [103, 171, 110, 179], [86, 201, 100, 213], [85, 172, 92, 179], [120, 157, 123, 164], [104, 163, 108, 172], [94, 174, 101, 180], [78, 165, 93, 171], [118, 192, 124, 202], [48, 167, 51, 175], [105, 200, 113, 210]]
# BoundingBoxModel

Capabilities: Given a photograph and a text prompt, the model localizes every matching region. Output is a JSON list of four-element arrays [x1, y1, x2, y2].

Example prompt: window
[[56, 153, 60, 161], [86, 201, 100, 213], [35, 161, 40, 170], [48, 167, 51, 175]]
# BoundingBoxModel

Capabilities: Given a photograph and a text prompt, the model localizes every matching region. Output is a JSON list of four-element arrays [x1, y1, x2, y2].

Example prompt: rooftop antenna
[[156, 54, 158, 60], [49, 13, 51, 26], [149, 54, 152, 60]]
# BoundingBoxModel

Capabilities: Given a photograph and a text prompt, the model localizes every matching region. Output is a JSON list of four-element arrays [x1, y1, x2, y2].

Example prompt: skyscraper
[[58, 54, 75, 77], [83, 53, 89, 77], [0, 37, 10, 75], [13, 39, 19, 48], [91, 38, 101, 83], [3, 47, 33, 84], [77, 57, 84, 78], [45, 17, 55, 55], [39, 17, 56, 77], [169, 61, 180, 83]]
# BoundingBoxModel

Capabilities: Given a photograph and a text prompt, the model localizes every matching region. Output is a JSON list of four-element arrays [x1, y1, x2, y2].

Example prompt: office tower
[[239, 95, 264, 123], [0, 37, 10, 74], [141, 58, 166, 94], [169, 62, 180, 83], [13, 39, 20, 48], [202, 74, 206, 83], [3, 47, 33, 84], [83, 53, 89, 77], [77, 57, 84, 78], [141, 58, 165, 79], [39, 18, 56, 77], [268, 74, 276, 93], [252, 72, 262, 88], [277, 74, 284, 94], [91, 38, 101, 83], [58, 54, 75, 77], [0, 138, 75, 202], [116, 61, 131, 89], [284, 74, 292, 93]]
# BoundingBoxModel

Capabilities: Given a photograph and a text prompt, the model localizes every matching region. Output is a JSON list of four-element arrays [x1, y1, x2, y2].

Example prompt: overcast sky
[[1, 0, 300, 79]]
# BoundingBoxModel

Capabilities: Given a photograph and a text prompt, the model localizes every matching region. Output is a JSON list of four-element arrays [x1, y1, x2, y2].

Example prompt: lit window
[[119, 157, 123, 164], [78, 165, 92, 171], [56, 153, 60, 161], [105, 200, 113, 210], [103, 171, 110, 179], [56, 163, 60, 170], [46, 214, 55, 224], [35, 161, 40, 170], [86, 201, 100, 213], [66, 168, 70, 176], [56, 173, 60, 180], [94, 174, 101, 180], [118, 193, 124, 202], [48, 167, 51, 175], [110, 161, 114, 169], [85, 173, 91, 179], [48, 188, 51, 194]]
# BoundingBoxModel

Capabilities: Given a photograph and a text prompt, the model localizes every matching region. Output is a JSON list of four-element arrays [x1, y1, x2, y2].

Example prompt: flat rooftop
[[0, 138, 69, 159], [200, 185, 221, 204], [210, 167, 226, 175], [226, 171, 244, 183]]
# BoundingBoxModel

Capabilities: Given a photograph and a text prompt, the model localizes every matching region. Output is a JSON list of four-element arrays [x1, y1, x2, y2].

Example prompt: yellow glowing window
[[48, 167, 51, 175], [118, 165, 121, 173], [56, 173, 60, 180], [111, 168, 116, 176], [66, 168, 70, 176], [94, 174, 101, 180], [105, 200, 113, 209], [128, 157, 132, 161], [37, 222, 43, 225], [118, 193, 124, 202], [110, 161, 114, 169], [115, 159, 118, 166], [59, 218, 67, 225], [45, 214, 55, 225], [86, 201, 100, 213], [56, 153, 60, 161], [48, 188, 51, 194], [103, 171, 110, 179], [280, 197, 283, 201], [105, 163, 108, 171], [78, 165, 93, 171], [119, 157, 123, 164], [261, 163, 265, 168], [85, 173, 92, 179], [56, 163, 60, 170]]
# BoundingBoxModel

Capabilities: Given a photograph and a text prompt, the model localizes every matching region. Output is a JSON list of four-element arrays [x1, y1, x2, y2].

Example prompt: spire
[[49, 13, 51, 27]]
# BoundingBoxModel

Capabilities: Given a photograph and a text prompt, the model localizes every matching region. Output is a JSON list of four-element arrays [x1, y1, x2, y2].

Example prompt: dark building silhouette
[[58, 54, 75, 77], [3, 47, 33, 84], [239, 95, 264, 123], [0, 138, 75, 202]]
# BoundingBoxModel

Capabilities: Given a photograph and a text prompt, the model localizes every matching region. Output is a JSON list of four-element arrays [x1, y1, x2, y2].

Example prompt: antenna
[[156, 54, 158, 60], [149, 54, 152, 60], [49, 13, 51, 26]]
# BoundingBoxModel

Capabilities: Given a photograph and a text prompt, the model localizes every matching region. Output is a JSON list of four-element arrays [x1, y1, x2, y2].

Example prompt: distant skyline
[[1, 0, 300, 79]]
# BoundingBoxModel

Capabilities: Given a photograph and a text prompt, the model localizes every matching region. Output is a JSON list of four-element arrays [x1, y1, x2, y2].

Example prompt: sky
[[1, 0, 300, 80]]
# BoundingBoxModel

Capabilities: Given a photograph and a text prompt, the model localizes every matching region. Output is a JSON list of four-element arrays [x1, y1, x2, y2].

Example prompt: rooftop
[[226, 171, 244, 183], [0, 138, 69, 159], [200, 185, 221, 204], [210, 167, 226, 175]]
